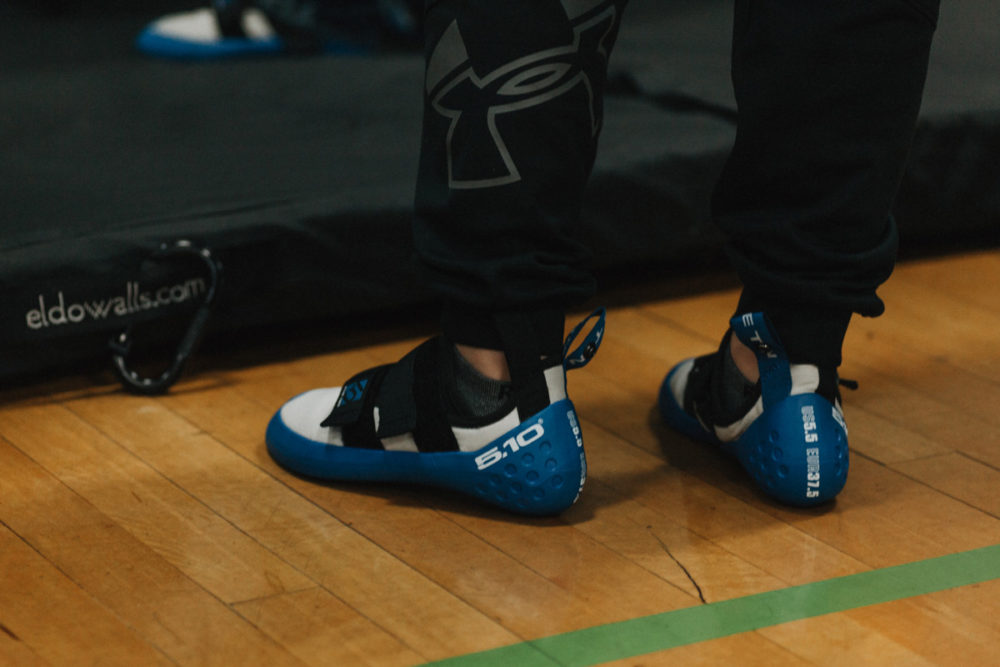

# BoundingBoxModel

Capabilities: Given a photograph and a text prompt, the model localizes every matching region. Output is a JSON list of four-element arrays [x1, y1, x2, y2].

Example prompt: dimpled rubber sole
[[659, 367, 848, 507], [266, 398, 587, 516], [723, 393, 848, 506]]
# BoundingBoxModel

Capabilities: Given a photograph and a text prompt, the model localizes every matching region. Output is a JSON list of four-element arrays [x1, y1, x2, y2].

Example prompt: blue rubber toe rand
[[266, 399, 587, 516], [136, 28, 372, 60], [136, 28, 285, 59]]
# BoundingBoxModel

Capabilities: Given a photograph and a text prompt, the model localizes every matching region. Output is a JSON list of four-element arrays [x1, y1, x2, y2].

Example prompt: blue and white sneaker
[[267, 309, 605, 515], [136, 0, 375, 60], [659, 312, 849, 506]]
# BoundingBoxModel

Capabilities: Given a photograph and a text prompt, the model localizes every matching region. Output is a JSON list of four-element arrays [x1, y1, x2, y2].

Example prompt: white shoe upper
[[670, 359, 843, 443], [149, 7, 277, 42], [277, 365, 570, 453]]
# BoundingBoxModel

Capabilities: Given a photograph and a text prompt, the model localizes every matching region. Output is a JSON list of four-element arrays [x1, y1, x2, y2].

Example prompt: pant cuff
[[736, 292, 852, 368], [442, 304, 566, 357]]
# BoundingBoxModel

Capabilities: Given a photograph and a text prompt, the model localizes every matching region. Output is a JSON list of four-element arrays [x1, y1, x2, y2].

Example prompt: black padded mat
[[1, 0, 998, 385]]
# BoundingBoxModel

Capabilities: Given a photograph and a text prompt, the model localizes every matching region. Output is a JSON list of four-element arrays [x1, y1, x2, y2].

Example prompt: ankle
[[455, 344, 511, 382], [728, 333, 760, 384]]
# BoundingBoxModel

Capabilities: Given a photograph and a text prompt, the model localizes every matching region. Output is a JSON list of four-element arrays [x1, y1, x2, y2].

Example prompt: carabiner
[[110, 240, 222, 395]]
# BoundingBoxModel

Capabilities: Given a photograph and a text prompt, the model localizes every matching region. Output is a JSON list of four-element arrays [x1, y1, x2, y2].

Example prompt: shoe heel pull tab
[[729, 312, 791, 408], [563, 307, 606, 370]]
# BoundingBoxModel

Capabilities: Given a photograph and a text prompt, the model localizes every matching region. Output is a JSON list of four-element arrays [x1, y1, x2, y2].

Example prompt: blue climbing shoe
[[135, 0, 390, 60], [267, 309, 605, 515], [659, 312, 848, 506]]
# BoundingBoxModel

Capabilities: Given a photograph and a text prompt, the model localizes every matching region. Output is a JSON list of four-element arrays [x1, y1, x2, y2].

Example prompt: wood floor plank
[[563, 478, 784, 604], [266, 458, 632, 637], [2, 402, 314, 605], [2, 249, 999, 665], [564, 303, 1000, 568], [0, 632, 49, 667], [68, 390, 518, 661], [928, 578, 1000, 634], [577, 417, 870, 586], [0, 520, 167, 666], [0, 434, 302, 665], [845, 317, 1000, 433], [893, 452, 1000, 518], [189, 377, 703, 637], [891, 251, 1000, 315], [232, 588, 423, 667], [758, 609, 940, 666], [840, 592, 1000, 665], [630, 286, 1000, 476], [226, 337, 815, 624], [0, 640, 49, 667], [585, 303, 983, 476], [439, 505, 699, 621]]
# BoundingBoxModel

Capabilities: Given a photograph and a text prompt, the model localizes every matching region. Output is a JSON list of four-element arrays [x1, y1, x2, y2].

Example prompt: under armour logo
[[425, 2, 620, 189]]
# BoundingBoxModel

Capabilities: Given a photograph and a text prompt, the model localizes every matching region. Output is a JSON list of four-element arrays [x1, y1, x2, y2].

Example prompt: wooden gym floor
[[2, 248, 999, 666]]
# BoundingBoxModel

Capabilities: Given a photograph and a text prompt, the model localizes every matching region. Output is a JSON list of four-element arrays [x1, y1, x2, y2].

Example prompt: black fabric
[[413, 0, 628, 313], [714, 0, 939, 365], [414, 0, 940, 368], [492, 311, 553, 420], [213, 0, 247, 38], [221, 0, 425, 51], [441, 304, 565, 357], [321, 365, 389, 428], [252, 0, 343, 53], [1, 1, 997, 387], [683, 334, 761, 431], [683, 329, 841, 432], [326, 365, 390, 450], [375, 343, 421, 438], [410, 337, 460, 452], [734, 296, 852, 369], [320, 339, 460, 452]]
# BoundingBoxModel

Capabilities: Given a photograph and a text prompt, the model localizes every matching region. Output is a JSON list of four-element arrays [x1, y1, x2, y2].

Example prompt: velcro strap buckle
[[318, 340, 432, 439], [212, 0, 247, 37], [371, 346, 421, 438], [321, 365, 387, 428]]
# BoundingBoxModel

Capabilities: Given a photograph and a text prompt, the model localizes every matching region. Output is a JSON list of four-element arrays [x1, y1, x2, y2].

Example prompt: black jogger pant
[[413, 0, 940, 367]]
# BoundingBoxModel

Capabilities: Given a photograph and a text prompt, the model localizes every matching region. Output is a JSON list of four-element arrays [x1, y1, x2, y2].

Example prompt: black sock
[[709, 331, 761, 426], [449, 346, 511, 418]]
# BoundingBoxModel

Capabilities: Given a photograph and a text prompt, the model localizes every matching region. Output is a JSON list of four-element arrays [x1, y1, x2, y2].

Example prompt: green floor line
[[426, 543, 1000, 667]]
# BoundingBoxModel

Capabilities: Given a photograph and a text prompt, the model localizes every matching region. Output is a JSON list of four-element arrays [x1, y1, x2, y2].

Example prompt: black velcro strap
[[684, 353, 716, 427], [318, 339, 459, 452], [410, 338, 459, 452], [373, 343, 422, 438], [212, 0, 247, 38], [493, 312, 550, 419], [685, 330, 762, 429], [320, 364, 390, 451], [321, 365, 389, 428]]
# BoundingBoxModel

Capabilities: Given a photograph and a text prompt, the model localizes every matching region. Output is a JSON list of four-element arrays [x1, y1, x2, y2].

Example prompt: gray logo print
[[425, 1, 620, 189]]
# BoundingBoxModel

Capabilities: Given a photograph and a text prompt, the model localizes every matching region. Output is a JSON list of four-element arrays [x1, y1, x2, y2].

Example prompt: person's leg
[[415, 0, 627, 366], [719, 0, 940, 369], [661, 0, 940, 505], [267, 0, 626, 515]]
